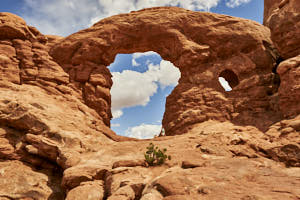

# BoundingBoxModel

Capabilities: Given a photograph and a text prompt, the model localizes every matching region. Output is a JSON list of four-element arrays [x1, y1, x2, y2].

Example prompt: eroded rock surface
[[264, 0, 300, 59], [65, 181, 104, 200], [264, 0, 300, 118], [58, 121, 300, 199], [0, 160, 64, 200], [0, 12, 131, 199], [0, 4, 300, 200], [50, 7, 282, 135]]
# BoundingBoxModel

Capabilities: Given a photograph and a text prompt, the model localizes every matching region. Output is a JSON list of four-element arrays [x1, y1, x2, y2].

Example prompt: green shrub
[[144, 143, 171, 166]]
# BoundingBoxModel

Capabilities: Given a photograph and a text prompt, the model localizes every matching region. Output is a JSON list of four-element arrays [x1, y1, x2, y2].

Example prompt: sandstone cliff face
[[0, 5, 300, 200], [0, 12, 131, 199], [264, 0, 300, 59], [264, 0, 300, 118], [50, 7, 281, 135]]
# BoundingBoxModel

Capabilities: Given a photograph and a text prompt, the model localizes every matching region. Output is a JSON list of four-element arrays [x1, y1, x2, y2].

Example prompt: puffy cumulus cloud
[[110, 58, 180, 113], [22, 0, 101, 36], [21, 0, 221, 36], [149, 61, 181, 88], [225, 0, 251, 8], [125, 124, 161, 139], [111, 70, 159, 111]]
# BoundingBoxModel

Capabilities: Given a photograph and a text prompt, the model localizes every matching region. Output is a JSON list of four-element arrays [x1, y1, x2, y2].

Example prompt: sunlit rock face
[[50, 7, 281, 135], [0, 12, 132, 200]]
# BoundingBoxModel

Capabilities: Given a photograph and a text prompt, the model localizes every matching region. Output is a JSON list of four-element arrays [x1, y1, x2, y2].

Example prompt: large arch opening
[[108, 51, 181, 139]]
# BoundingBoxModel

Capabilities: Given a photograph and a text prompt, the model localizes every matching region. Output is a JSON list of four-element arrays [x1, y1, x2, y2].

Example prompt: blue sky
[[109, 52, 180, 138], [0, 0, 264, 138]]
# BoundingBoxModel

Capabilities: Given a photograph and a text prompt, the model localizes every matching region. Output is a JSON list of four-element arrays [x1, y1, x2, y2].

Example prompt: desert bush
[[144, 143, 171, 166]]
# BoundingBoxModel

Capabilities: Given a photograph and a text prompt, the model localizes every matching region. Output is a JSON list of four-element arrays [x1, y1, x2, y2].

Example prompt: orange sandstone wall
[[264, 0, 300, 118], [50, 7, 281, 135]]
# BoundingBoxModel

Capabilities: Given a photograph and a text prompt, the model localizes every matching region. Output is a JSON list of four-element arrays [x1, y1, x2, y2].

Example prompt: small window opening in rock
[[218, 69, 239, 91], [108, 51, 181, 139]]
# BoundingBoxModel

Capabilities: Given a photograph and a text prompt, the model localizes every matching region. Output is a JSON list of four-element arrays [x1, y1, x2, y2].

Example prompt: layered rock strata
[[50, 7, 282, 135], [0, 4, 299, 199]]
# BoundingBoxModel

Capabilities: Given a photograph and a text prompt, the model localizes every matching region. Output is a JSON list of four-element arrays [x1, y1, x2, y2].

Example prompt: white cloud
[[150, 60, 181, 88], [125, 124, 161, 139], [132, 59, 140, 67], [111, 70, 158, 110], [110, 58, 180, 113], [112, 109, 123, 119], [218, 77, 232, 91], [146, 60, 151, 65], [132, 51, 157, 67], [22, 0, 102, 36], [225, 0, 251, 8], [132, 51, 157, 59], [21, 0, 221, 36], [89, 16, 102, 27]]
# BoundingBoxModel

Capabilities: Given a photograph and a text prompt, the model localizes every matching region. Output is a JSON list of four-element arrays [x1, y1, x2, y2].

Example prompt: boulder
[[264, 0, 300, 59], [66, 181, 104, 200]]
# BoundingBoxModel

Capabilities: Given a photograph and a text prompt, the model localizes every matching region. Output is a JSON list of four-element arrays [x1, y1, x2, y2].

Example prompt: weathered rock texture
[[264, 0, 300, 118], [50, 7, 282, 135], [264, 0, 300, 59], [0, 12, 132, 200], [0, 4, 300, 200]]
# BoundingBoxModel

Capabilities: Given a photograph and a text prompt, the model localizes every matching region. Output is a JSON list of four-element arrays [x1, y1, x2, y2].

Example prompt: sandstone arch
[[1, 5, 300, 200], [50, 7, 280, 135]]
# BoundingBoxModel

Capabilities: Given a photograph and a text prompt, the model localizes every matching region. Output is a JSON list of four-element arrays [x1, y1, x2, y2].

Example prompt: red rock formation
[[264, 0, 300, 59], [264, 0, 300, 118], [0, 12, 132, 199], [277, 55, 300, 117], [0, 5, 300, 200], [50, 7, 281, 135], [263, 0, 282, 25]]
